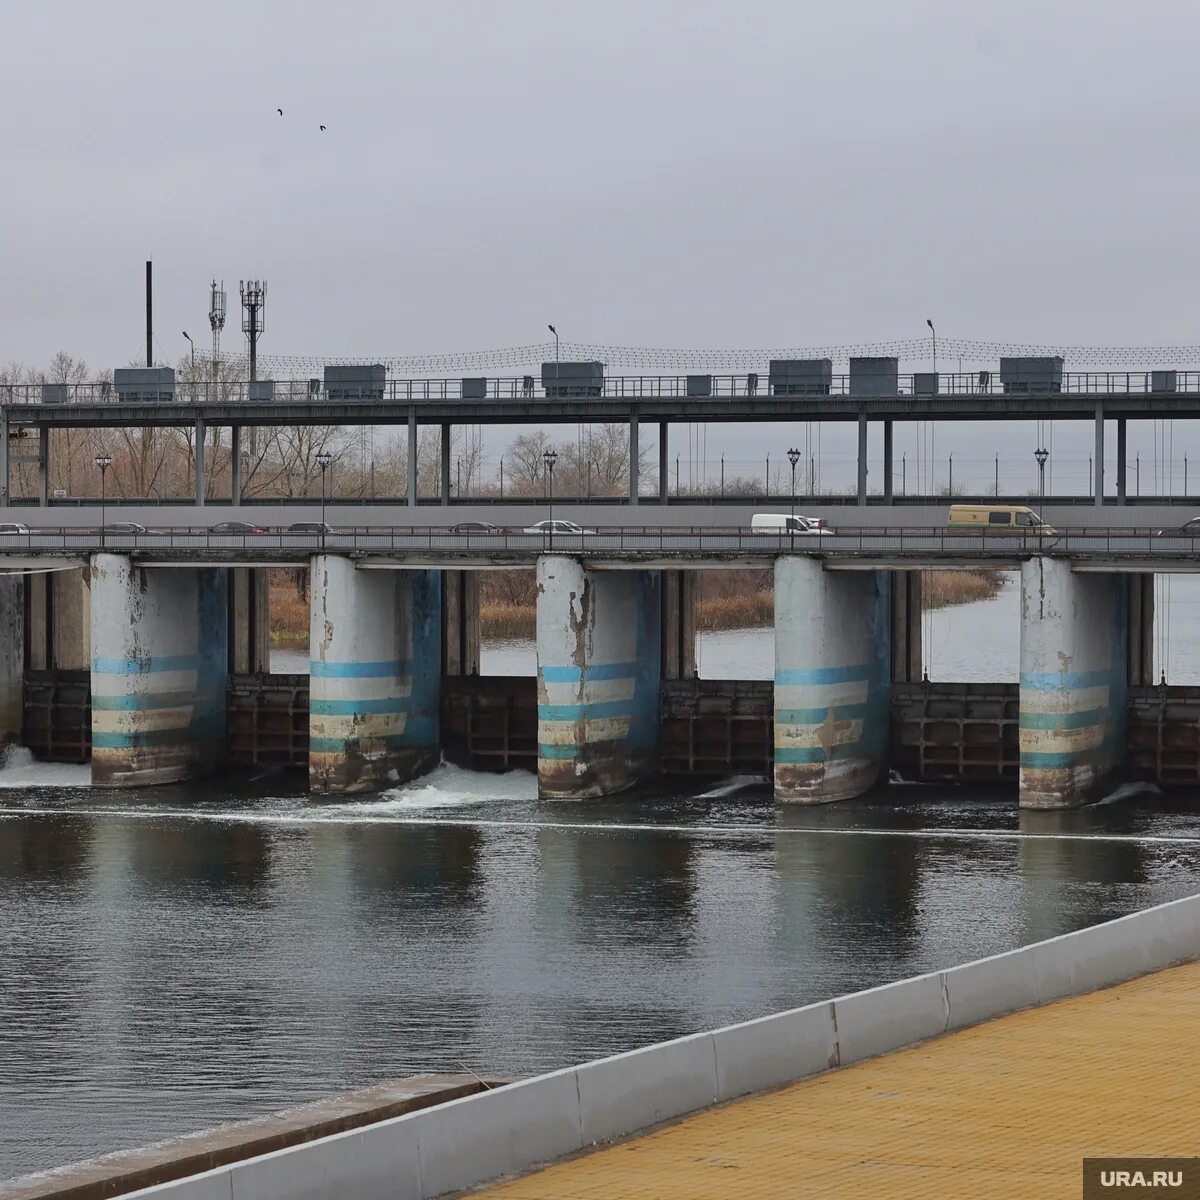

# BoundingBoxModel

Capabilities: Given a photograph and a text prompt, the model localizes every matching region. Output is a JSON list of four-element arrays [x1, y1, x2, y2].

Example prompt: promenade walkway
[[478, 959, 1200, 1199]]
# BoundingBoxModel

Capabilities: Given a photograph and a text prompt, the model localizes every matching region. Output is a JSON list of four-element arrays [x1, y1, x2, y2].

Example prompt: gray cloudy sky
[[3, 0, 1200, 492]]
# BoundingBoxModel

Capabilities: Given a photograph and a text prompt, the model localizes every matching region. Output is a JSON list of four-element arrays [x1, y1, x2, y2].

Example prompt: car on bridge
[[523, 519, 595, 535], [209, 521, 267, 535], [286, 522, 334, 535], [98, 521, 148, 535], [750, 513, 832, 536], [0, 523, 30, 535], [1156, 517, 1200, 536], [450, 521, 502, 534]]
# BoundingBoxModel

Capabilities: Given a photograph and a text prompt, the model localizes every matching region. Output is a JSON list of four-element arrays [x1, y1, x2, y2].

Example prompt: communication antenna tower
[[208, 280, 226, 373], [239, 279, 267, 381]]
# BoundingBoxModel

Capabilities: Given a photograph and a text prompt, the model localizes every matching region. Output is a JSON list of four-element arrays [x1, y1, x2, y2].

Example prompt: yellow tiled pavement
[[478, 960, 1200, 1199]]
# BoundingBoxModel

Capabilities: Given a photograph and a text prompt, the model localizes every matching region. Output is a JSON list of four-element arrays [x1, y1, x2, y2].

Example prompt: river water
[[5, 577, 1200, 1181]]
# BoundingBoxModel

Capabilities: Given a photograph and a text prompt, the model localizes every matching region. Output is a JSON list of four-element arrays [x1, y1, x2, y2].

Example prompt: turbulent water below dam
[[4, 576, 1200, 1181]]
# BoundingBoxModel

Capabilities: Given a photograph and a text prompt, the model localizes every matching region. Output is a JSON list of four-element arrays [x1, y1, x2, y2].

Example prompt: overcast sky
[[3, 0, 1200, 491]]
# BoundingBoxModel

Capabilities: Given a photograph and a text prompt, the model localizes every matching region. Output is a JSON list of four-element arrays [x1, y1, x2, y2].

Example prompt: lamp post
[[182, 331, 195, 370], [316, 449, 332, 542], [543, 448, 557, 545], [787, 447, 800, 543], [95, 453, 112, 546], [1035, 446, 1049, 505], [926, 318, 936, 376], [547, 324, 559, 403]]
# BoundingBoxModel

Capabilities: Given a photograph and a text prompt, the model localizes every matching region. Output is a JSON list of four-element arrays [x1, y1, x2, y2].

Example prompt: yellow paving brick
[[476, 960, 1200, 1200]]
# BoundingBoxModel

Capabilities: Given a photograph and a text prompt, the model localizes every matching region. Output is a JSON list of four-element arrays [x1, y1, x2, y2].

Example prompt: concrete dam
[[7, 549, 1196, 809]]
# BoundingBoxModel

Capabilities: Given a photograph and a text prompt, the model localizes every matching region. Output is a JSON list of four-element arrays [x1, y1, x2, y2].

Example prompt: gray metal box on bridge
[[767, 359, 832, 395], [541, 361, 603, 397], [913, 372, 939, 395], [40, 384, 69, 405], [999, 357, 1063, 393], [686, 375, 712, 397], [1152, 370, 1178, 393], [461, 377, 488, 399], [323, 364, 385, 400], [849, 357, 899, 396], [248, 380, 275, 402], [113, 367, 176, 402]]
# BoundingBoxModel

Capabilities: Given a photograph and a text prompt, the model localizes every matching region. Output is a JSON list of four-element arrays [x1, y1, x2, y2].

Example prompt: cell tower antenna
[[209, 280, 226, 373], [239, 279, 267, 382]]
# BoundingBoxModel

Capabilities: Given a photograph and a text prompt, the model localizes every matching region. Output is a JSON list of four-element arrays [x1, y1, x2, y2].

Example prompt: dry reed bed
[[269, 569, 1005, 644]]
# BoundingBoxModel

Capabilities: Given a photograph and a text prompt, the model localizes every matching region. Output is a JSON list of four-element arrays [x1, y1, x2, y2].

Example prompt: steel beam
[[856, 410, 868, 506], [407, 412, 418, 507]]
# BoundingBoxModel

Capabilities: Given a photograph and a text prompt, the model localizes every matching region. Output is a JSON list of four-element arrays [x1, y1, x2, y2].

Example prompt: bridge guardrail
[[0, 525, 1197, 557], [4, 371, 1200, 406]]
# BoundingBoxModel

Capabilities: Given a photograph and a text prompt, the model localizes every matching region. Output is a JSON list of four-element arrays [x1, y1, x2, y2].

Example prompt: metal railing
[[5, 372, 1200, 407], [2, 524, 1199, 557]]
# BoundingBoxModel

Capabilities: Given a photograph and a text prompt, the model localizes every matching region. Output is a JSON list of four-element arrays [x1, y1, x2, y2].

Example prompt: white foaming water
[[1092, 780, 1164, 806], [0, 746, 91, 788], [694, 775, 766, 799], [326, 761, 538, 814]]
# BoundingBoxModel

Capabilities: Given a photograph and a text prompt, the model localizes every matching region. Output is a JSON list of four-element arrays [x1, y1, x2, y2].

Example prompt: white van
[[750, 513, 832, 536]]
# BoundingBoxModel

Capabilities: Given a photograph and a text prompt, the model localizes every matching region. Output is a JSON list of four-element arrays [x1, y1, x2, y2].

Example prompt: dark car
[[286, 522, 333, 534], [1157, 516, 1200, 536], [210, 521, 266, 535], [99, 521, 147, 534], [450, 521, 501, 533]]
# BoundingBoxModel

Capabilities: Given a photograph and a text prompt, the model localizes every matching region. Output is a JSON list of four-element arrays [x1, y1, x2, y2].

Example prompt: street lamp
[[787, 447, 800, 543], [543, 448, 558, 544], [182, 331, 195, 370], [95, 453, 112, 546], [926, 318, 936, 375], [547, 324, 559, 394], [316, 449, 332, 541], [1035, 446, 1049, 505]]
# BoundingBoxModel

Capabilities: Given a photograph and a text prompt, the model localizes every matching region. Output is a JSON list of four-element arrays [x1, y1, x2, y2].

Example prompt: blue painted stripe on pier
[[538, 743, 581, 760], [92, 654, 200, 675], [1019, 708, 1108, 731], [776, 702, 871, 725], [310, 660, 410, 679], [1020, 750, 1085, 769], [775, 664, 871, 687], [538, 699, 637, 722], [310, 697, 413, 716], [91, 689, 223, 712], [774, 746, 828, 764], [1019, 668, 1114, 691], [540, 662, 640, 684]]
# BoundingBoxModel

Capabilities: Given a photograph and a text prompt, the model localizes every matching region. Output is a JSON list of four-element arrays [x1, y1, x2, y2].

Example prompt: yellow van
[[947, 504, 1056, 536]]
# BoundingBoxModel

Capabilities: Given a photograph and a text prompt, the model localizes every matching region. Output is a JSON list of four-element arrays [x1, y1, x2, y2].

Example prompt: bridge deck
[[478, 960, 1200, 1199]]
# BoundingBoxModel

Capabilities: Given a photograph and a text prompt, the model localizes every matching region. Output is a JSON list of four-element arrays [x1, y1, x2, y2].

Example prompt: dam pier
[[0, 536, 1188, 808]]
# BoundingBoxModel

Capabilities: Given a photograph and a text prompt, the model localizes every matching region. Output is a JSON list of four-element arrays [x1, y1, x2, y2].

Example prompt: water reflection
[[3, 778, 1200, 1182]]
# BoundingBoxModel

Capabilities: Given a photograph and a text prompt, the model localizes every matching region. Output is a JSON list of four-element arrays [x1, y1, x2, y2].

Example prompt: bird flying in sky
[[277, 108, 283, 116], [319, 125, 326, 131]]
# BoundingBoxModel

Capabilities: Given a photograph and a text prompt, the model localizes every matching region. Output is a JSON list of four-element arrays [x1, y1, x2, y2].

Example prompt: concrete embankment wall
[[122, 891, 1200, 1200]]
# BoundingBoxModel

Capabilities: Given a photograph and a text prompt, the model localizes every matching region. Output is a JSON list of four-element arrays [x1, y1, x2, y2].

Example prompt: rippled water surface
[[3, 754, 1200, 1181]]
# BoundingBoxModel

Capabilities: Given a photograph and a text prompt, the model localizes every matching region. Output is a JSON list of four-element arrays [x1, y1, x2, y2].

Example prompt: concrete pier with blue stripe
[[536, 556, 661, 798], [90, 553, 228, 787], [308, 555, 441, 794], [1019, 556, 1128, 808], [773, 556, 891, 803]]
